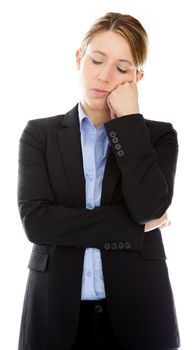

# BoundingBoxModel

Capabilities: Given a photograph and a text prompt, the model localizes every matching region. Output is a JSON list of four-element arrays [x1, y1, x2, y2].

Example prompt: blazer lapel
[[57, 103, 120, 208], [101, 147, 120, 205], [57, 104, 86, 208]]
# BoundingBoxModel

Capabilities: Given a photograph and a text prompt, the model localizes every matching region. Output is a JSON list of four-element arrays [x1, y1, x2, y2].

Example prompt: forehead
[[86, 31, 134, 62]]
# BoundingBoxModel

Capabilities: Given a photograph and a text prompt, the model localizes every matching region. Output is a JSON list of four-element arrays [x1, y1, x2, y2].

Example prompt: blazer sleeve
[[17, 120, 144, 249], [104, 114, 178, 224]]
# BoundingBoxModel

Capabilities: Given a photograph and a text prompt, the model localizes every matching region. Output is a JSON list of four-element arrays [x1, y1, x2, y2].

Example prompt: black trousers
[[71, 299, 178, 350]]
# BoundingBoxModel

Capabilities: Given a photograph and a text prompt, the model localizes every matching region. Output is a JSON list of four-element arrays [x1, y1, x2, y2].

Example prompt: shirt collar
[[78, 102, 106, 134], [78, 103, 87, 127]]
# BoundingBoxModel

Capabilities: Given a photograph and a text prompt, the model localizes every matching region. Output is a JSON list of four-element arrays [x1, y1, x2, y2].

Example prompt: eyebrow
[[91, 50, 134, 65]]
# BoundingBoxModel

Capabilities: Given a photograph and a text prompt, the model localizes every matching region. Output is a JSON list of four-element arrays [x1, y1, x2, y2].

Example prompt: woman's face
[[76, 30, 143, 114]]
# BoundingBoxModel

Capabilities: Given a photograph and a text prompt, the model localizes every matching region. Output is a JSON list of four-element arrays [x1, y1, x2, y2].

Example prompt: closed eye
[[92, 58, 132, 74], [92, 59, 102, 65], [117, 67, 128, 74]]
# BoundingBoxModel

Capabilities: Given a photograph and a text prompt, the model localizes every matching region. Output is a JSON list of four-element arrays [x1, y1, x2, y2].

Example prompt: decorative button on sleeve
[[104, 242, 111, 250], [109, 131, 117, 138], [125, 242, 132, 249], [108, 130, 125, 157], [112, 137, 119, 144], [117, 149, 125, 157], [111, 242, 117, 250], [115, 143, 122, 150], [118, 242, 125, 249]]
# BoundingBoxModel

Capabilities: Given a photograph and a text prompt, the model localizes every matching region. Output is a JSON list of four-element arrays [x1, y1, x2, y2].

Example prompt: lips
[[91, 88, 110, 98]]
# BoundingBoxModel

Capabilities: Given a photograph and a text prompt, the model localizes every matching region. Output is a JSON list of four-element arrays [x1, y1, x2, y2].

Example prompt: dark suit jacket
[[17, 104, 180, 349]]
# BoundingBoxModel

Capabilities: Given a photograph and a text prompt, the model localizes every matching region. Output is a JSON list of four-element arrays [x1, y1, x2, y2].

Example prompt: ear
[[76, 49, 82, 70], [136, 70, 144, 83]]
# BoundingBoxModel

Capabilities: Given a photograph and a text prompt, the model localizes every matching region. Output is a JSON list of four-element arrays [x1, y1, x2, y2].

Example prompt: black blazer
[[17, 104, 180, 350]]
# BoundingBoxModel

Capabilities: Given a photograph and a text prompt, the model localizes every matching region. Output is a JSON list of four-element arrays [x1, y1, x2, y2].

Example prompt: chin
[[87, 98, 108, 111]]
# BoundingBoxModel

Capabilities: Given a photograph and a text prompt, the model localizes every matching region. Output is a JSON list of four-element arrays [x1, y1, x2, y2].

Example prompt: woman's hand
[[107, 81, 139, 119], [144, 212, 171, 232]]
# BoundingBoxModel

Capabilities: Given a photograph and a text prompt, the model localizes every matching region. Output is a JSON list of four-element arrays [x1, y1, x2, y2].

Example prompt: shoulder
[[21, 104, 79, 137], [19, 115, 66, 152], [26, 114, 65, 131], [19, 114, 65, 145]]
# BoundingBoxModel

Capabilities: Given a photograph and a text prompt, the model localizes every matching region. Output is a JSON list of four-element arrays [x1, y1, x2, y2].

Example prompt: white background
[[0, 0, 193, 349]]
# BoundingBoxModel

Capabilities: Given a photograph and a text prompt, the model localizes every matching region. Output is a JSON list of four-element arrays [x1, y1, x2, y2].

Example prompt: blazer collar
[[57, 103, 120, 207]]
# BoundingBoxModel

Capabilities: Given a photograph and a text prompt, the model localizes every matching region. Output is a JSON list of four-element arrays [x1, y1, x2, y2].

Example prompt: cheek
[[82, 62, 100, 80], [116, 74, 131, 85], [109, 70, 129, 87]]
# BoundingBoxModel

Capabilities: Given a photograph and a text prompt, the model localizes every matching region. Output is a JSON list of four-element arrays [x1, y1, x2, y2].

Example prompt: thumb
[[107, 98, 117, 119]]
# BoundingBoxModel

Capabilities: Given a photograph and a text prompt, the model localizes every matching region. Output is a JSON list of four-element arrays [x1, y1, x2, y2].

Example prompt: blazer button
[[112, 137, 119, 144], [111, 242, 117, 250], [104, 242, 111, 250], [117, 149, 125, 157], [109, 131, 117, 138], [94, 304, 103, 314], [118, 242, 125, 249], [125, 242, 132, 250]]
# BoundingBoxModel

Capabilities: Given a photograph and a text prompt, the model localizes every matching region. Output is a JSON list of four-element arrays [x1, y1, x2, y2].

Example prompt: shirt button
[[87, 271, 91, 277]]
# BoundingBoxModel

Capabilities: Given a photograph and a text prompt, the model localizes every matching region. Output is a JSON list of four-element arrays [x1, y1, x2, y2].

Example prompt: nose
[[98, 66, 112, 82]]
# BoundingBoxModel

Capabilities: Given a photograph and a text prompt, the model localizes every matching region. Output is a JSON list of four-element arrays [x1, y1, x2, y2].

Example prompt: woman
[[17, 12, 180, 350]]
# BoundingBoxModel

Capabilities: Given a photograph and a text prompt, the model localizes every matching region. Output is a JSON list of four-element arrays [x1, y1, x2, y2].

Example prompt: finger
[[162, 212, 168, 221], [160, 220, 171, 229]]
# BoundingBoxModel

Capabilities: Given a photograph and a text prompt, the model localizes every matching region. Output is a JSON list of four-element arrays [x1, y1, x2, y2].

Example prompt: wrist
[[117, 101, 140, 117], [118, 108, 140, 117]]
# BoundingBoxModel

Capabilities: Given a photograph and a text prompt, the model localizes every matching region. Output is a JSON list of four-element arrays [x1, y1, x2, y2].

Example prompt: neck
[[80, 101, 111, 129]]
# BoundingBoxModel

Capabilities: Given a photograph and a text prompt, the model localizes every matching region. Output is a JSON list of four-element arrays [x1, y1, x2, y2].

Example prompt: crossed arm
[[144, 211, 170, 232], [18, 114, 177, 249]]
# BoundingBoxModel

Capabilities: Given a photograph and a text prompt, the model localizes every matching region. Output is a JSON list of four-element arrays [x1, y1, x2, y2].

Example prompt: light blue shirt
[[78, 103, 109, 300]]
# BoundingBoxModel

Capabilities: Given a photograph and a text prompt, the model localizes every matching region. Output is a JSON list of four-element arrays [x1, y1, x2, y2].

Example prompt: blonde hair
[[80, 12, 149, 70]]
